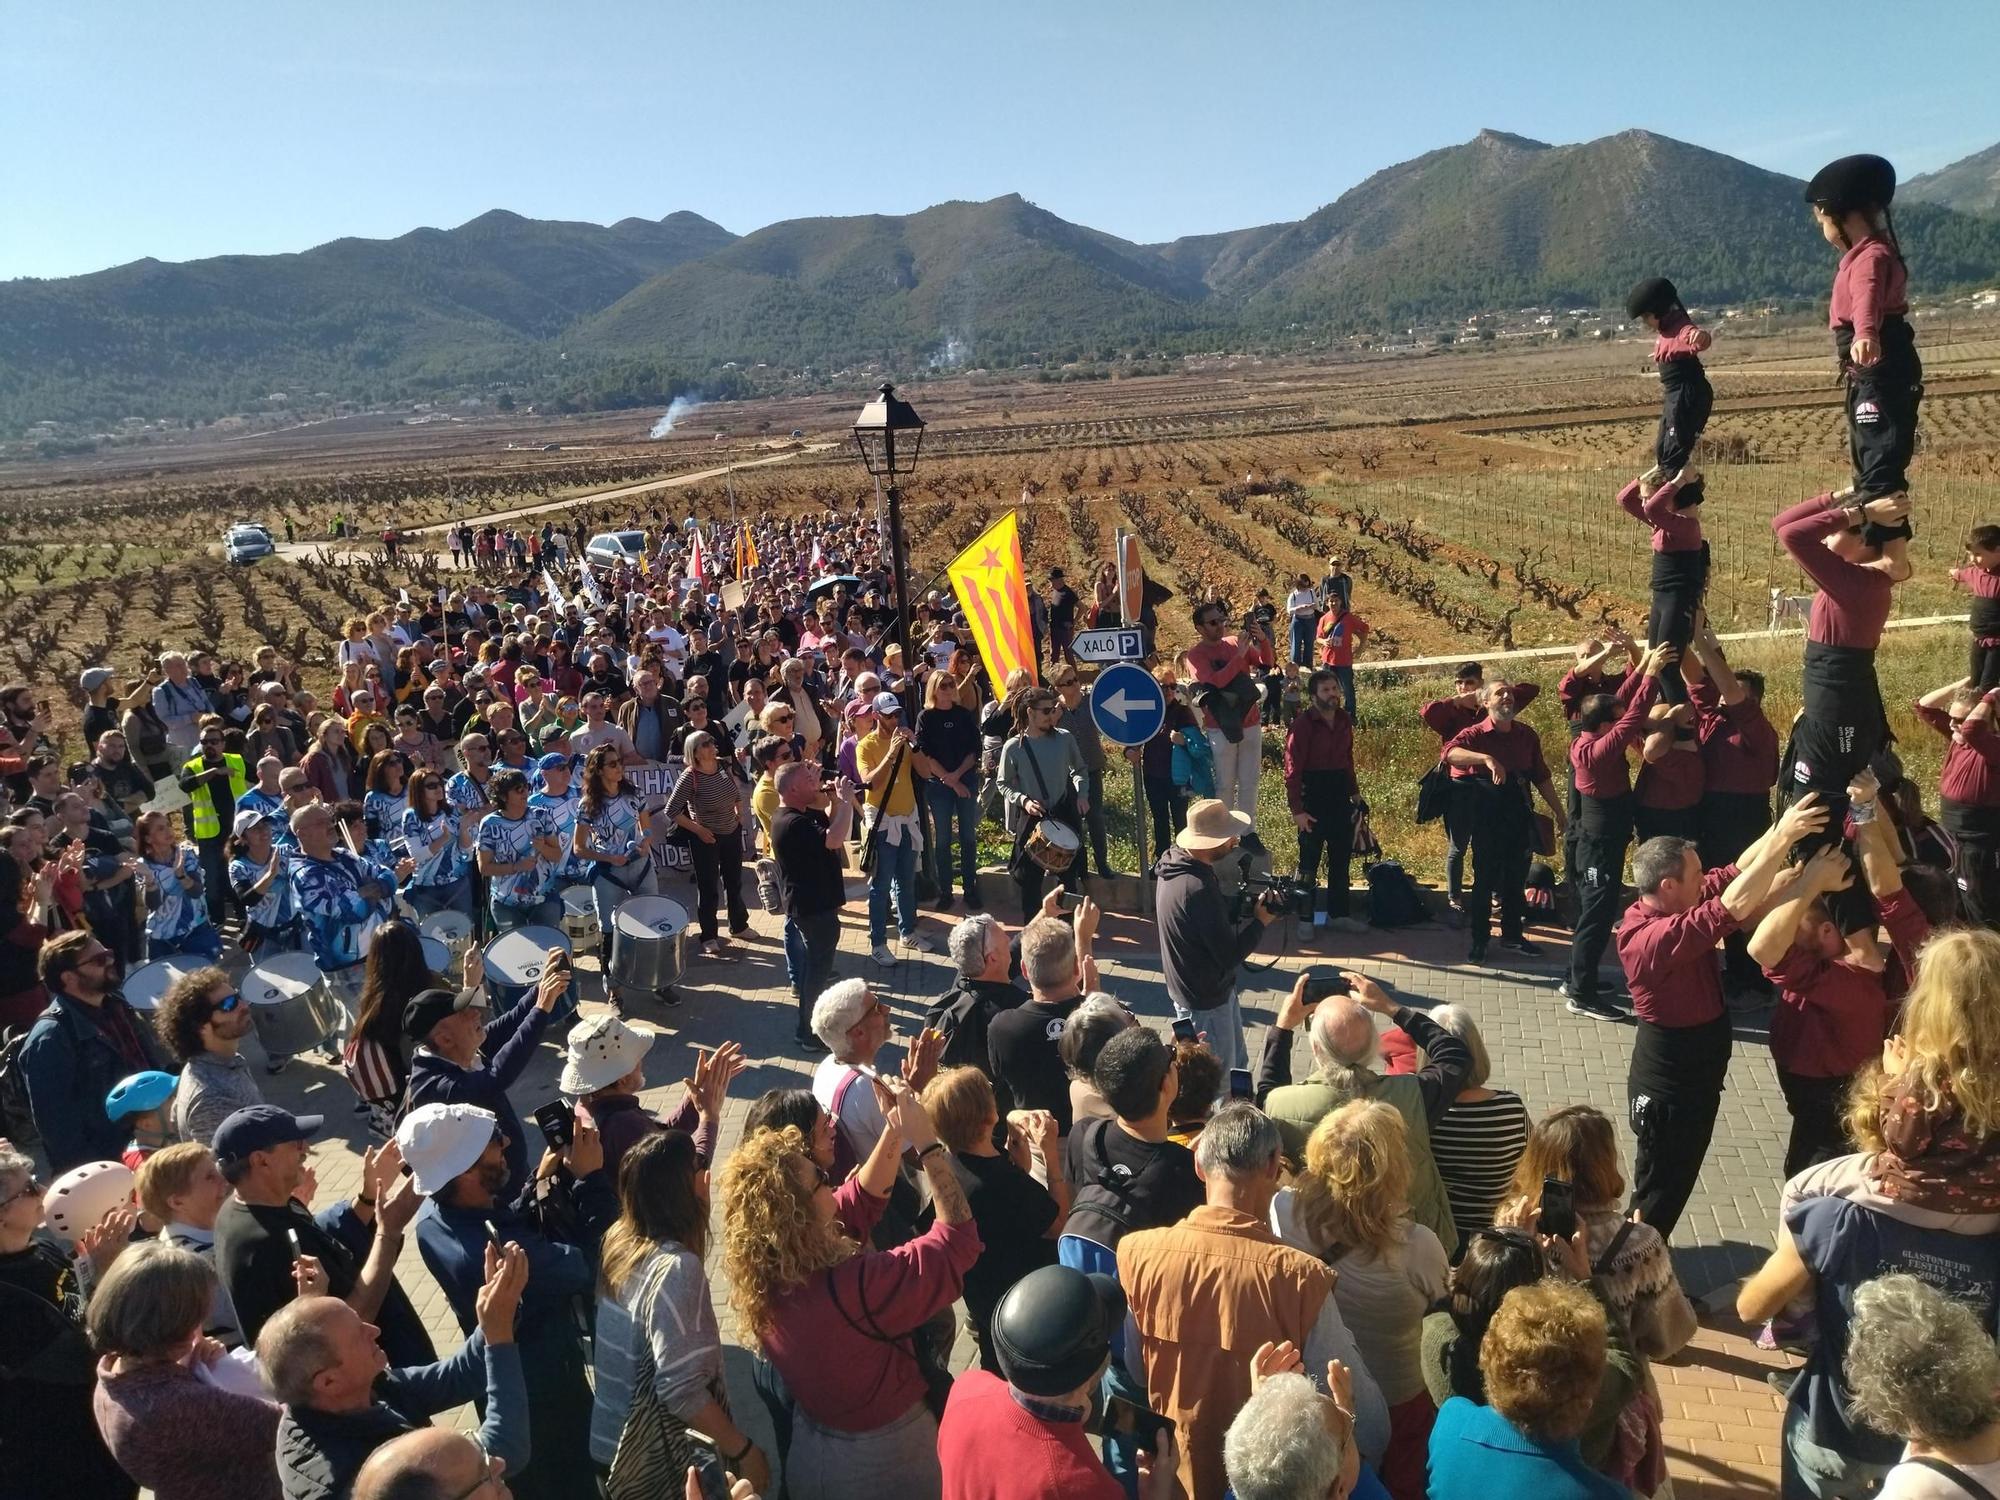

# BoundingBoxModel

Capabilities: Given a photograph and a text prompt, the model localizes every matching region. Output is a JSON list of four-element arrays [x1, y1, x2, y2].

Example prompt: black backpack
[[0, 1024, 40, 1147], [1062, 1117, 1167, 1251], [1367, 861, 1429, 928], [923, 982, 1005, 1076]]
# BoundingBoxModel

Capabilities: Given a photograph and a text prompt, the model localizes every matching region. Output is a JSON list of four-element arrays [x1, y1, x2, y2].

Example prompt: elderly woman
[[717, 1084, 979, 1500], [1425, 1003, 1530, 1240], [1845, 1273, 2000, 1499], [1427, 1282, 1628, 1500], [773, 658, 829, 762], [1272, 1099, 1450, 1499], [1420, 1227, 1644, 1485], [591, 1130, 769, 1494], [665, 730, 750, 957], [89, 1242, 281, 1500], [1059, 994, 1136, 1129], [921, 1065, 1068, 1373]]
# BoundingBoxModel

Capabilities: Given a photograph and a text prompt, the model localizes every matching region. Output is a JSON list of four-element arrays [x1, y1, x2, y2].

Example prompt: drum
[[218, 941, 253, 982], [609, 896, 691, 1003], [420, 909, 474, 970], [560, 884, 600, 954], [244, 950, 336, 1059], [419, 934, 453, 976], [482, 925, 573, 1011], [123, 958, 198, 1013], [1022, 817, 1081, 874]]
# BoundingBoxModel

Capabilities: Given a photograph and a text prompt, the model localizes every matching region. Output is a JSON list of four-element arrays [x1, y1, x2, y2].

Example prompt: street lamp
[[851, 381, 925, 677]]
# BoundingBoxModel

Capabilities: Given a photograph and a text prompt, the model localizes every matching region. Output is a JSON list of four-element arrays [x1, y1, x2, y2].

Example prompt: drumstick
[[339, 817, 363, 857]]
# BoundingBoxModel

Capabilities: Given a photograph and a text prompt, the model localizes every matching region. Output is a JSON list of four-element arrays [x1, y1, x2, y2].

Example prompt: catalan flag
[[735, 522, 760, 578], [946, 509, 1037, 702]]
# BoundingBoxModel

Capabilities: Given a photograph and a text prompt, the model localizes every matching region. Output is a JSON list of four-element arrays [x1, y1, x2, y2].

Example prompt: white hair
[[811, 978, 875, 1057], [1019, 916, 1077, 995], [1427, 1004, 1491, 1089], [948, 913, 1002, 978], [1224, 1372, 1345, 1500]]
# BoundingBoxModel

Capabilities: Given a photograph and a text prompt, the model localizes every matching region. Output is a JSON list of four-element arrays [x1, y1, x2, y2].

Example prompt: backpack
[[1062, 1117, 1167, 1251], [923, 982, 1007, 1078], [1367, 861, 1429, 928], [0, 1024, 40, 1146]]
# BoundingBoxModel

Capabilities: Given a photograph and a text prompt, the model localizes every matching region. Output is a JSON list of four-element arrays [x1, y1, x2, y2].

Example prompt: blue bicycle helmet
[[105, 1070, 178, 1122]]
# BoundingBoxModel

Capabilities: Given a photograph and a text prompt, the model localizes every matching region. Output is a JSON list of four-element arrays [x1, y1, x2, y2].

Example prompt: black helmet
[[990, 1266, 1126, 1397], [1805, 154, 1896, 215], [1625, 276, 1681, 321]]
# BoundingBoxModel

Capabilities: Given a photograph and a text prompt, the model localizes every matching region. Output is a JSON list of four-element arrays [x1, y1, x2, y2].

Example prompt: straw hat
[[1177, 798, 1254, 852]]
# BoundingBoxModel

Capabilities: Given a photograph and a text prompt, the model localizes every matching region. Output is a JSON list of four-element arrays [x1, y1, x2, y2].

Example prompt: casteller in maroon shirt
[[1828, 235, 1908, 349], [1421, 681, 1540, 742], [1617, 862, 1738, 1030], [1773, 495, 1894, 650], [1915, 699, 2000, 808], [1637, 737, 1704, 812], [1443, 716, 1549, 784], [1767, 887, 1929, 1080], [1569, 676, 1654, 800], [1692, 680, 1781, 798]]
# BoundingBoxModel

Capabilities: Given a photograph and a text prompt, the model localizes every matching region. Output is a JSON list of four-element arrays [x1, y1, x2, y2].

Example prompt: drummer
[[399, 767, 477, 921], [226, 808, 304, 962], [477, 769, 567, 932], [528, 752, 591, 885], [573, 743, 659, 943], [289, 802, 410, 1024], [235, 755, 292, 847]]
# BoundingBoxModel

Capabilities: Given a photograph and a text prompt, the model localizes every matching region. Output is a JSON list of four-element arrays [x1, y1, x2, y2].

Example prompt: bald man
[[1254, 970, 1470, 1256], [353, 1430, 505, 1500]]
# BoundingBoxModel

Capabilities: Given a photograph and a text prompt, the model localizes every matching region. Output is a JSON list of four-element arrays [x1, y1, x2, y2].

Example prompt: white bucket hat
[[560, 1014, 655, 1096], [396, 1102, 499, 1195]]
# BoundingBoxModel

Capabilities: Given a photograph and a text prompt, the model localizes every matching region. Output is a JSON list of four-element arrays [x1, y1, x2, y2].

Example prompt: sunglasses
[[211, 992, 244, 1014], [0, 1176, 45, 1208]]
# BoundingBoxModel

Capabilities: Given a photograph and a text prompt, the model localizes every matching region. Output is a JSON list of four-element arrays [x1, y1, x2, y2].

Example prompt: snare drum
[[244, 951, 335, 1060], [123, 958, 198, 1013], [419, 935, 452, 976], [419, 909, 474, 970], [1022, 818, 1081, 874], [560, 884, 600, 954], [609, 896, 691, 1002], [482, 925, 574, 1011]]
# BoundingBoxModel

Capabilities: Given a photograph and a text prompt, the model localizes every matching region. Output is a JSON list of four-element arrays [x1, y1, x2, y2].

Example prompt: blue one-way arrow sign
[[1089, 662, 1168, 747]]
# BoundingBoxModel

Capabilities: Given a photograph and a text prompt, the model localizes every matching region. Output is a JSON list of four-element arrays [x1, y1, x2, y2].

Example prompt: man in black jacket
[[1154, 799, 1280, 1089], [927, 911, 1026, 1102], [20, 931, 172, 1170]]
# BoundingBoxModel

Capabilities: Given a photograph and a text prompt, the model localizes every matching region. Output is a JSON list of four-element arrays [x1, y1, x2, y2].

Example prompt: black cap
[[1806, 154, 1896, 214], [404, 986, 478, 1041], [991, 1266, 1126, 1397], [212, 1105, 323, 1169], [1625, 276, 1681, 321]]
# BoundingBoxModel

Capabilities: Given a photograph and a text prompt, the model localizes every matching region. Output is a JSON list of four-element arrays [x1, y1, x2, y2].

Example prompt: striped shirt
[[664, 766, 741, 836], [1428, 1089, 1530, 1238], [589, 1243, 726, 1465]]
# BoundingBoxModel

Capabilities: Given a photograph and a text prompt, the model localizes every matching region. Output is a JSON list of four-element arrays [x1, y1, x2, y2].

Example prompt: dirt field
[[13, 315, 1999, 879]]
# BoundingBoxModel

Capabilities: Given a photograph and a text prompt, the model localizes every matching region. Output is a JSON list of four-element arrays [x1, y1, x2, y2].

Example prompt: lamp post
[[851, 381, 925, 680]]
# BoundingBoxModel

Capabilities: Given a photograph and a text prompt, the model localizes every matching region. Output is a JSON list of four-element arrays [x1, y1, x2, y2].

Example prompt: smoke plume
[[650, 394, 701, 439]]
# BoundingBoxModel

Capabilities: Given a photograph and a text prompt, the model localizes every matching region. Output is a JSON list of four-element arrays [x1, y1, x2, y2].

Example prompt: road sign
[[1089, 662, 1168, 747], [1072, 627, 1145, 663]]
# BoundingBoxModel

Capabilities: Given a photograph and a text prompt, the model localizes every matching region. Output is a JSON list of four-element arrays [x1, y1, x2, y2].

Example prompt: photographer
[[1155, 799, 1282, 1085]]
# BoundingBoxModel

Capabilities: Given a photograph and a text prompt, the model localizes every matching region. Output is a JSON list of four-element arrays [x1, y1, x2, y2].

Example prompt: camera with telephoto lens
[[1233, 873, 1313, 923]]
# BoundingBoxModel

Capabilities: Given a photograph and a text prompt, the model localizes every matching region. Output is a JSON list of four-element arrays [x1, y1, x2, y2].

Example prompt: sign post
[[1091, 660, 1167, 884], [1071, 627, 1145, 664]]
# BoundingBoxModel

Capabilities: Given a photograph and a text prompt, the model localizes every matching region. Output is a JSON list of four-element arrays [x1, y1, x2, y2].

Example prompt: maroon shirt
[[1766, 889, 1929, 1078], [1616, 864, 1738, 1029], [1421, 682, 1540, 741], [1828, 235, 1908, 344], [1569, 677, 1656, 799], [1443, 718, 1549, 784], [1696, 692, 1781, 797], [1916, 702, 2000, 807], [1618, 477, 1703, 553], [1558, 667, 1630, 723], [1283, 708, 1356, 813], [1636, 738, 1704, 811], [1650, 311, 1707, 364], [1773, 495, 1894, 650]]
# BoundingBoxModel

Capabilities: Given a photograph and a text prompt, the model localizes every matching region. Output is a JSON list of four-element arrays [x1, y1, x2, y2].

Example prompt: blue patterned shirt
[[236, 787, 292, 848], [576, 792, 648, 864], [230, 853, 300, 932], [445, 769, 493, 819], [401, 805, 468, 889], [528, 786, 589, 883], [478, 808, 559, 909], [291, 849, 397, 971], [143, 846, 205, 943]]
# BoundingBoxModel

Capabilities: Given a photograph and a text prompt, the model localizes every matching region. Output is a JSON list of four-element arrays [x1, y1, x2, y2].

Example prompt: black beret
[[1625, 276, 1681, 321], [1805, 154, 1896, 214]]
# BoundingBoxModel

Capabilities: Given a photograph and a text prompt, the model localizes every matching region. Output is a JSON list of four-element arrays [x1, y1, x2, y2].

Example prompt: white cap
[[42, 1160, 136, 1245], [559, 1014, 655, 1096], [396, 1102, 499, 1195]]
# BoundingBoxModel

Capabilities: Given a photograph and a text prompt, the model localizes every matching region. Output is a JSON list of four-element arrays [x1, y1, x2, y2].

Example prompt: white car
[[224, 523, 276, 563], [584, 530, 647, 572]]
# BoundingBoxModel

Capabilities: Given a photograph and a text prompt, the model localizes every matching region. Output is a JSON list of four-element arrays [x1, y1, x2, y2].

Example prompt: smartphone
[[1302, 968, 1350, 1006], [1229, 1067, 1255, 1101], [1171, 1017, 1199, 1045], [483, 1218, 505, 1248], [1537, 1176, 1577, 1240], [544, 948, 571, 973], [532, 1099, 576, 1150], [1052, 889, 1081, 911], [1094, 1394, 1175, 1452], [285, 1228, 303, 1262]]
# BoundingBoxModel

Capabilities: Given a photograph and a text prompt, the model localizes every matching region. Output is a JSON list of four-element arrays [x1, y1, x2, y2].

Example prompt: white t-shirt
[[811, 1053, 888, 1161], [1287, 588, 1320, 619], [1880, 1456, 2000, 1500]]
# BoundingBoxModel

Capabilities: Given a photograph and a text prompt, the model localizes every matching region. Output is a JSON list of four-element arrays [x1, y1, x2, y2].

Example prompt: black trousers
[[1776, 1067, 1853, 1182], [1973, 638, 2000, 693], [1460, 780, 1530, 945], [1567, 817, 1630, 998], [1648, 545, 1709, 709], [1782, 690, 1888, 930], [1629, 1083, 1721, 1240], [1655, 367, 1713, 473], [196, 834, 233, 927], [1297, 792, 1354, 920], [1444, 792, 1474, 901], [1945, 801, 2000, 929], [1845, 329, 1923, 499], [1701, 790, 1774, 987], [1635, 803, 1699, 846], [1145, 775, 1188, 861], [688, 830, 749, 940]]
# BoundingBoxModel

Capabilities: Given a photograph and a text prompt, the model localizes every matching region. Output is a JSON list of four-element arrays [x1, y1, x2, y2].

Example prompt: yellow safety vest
[[183, 752, 250, 840]]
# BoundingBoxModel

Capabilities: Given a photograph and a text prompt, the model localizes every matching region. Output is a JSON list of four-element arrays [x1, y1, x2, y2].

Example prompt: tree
[[496, 391, 516, 412]]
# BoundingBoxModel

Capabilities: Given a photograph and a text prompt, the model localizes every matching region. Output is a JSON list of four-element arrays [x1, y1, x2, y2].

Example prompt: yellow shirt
[[751, 774, 781, 854], [855, 727, 918, 818]]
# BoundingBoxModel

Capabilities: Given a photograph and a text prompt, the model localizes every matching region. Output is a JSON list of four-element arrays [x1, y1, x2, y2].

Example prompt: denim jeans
[[402, 876, 473, 921], [868, 832, 918, 943], [589, 859, 657, 935], [1177, 990, 1247, 1100], [1333, 664, 1356, 718], [491, 895, 560, 932], [1290, 615, 1316, 667], [923, 781, 978, 897], [785, 908, 842, 1034]]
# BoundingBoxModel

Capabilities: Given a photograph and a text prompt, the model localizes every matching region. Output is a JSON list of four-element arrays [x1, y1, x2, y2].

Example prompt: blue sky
[[4, 0, 1997, 281]]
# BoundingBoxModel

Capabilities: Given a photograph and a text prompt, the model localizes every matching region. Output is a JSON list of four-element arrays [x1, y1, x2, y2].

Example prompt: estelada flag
[[947, 510, 1038, 701], [736, 522, 760, 578]]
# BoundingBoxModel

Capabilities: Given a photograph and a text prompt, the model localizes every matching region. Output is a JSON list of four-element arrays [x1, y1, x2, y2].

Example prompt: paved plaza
[[230, 880, 1793, 1497]]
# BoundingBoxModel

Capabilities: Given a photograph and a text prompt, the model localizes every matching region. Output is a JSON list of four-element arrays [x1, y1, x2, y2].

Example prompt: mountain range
[[6, 128, 2000, 437]]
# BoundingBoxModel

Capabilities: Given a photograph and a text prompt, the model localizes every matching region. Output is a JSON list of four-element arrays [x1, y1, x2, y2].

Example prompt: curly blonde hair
[[716, 1125, 853, 1348], [1892, 928, 2000, 1141], [1481, 1281, 1607, 1442], [1292, 1099, 1411, 1257]]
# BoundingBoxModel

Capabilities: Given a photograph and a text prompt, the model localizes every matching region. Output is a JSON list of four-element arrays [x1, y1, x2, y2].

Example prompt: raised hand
[[1249, 1339, 1304, 1393], [1774, 793, 1830, 847]]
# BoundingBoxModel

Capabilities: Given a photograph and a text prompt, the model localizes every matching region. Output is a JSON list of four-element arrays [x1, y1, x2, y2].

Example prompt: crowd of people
[[2, 151, 1996, 1500]]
